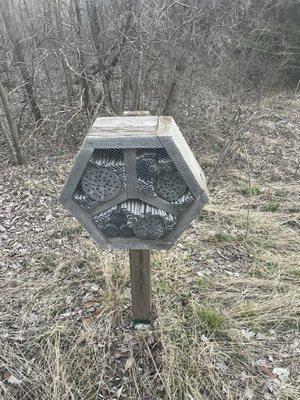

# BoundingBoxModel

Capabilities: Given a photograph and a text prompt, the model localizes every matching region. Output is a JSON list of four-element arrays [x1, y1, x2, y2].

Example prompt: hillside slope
[[0, 94, 299, 400]]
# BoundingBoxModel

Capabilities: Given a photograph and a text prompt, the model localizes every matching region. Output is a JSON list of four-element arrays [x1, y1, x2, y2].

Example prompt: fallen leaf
[[8, 375, 22, 385], [260, 364, 275, 378], [3, 372, 22, 385], [124, 357, 133, 371], [116, 386, 123, 398], [90, 284, 99, 292], [3, 372, 11, 380], [84, 300, 97, 308]]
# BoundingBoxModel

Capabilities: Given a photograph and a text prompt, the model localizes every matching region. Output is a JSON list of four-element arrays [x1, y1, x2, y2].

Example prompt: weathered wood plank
[[156, 115, 174, 136], [157, 116, 208, 196], [59, 148, 93, 204], [89, 192, 128, 217], [129, 249, 151, 324], [108, 237, 173, 250], [89, 116, 158, 135], [165, 192, 208, 241], [124, 149, 138, 196], [137, 193, 180, 217], [123, 111, 150, 116], [63, 199, 109, 248], [82, 136, 163, 149]]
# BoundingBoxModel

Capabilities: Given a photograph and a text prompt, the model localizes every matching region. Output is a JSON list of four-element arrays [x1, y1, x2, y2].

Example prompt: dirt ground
[[0, 93, 299, 399]]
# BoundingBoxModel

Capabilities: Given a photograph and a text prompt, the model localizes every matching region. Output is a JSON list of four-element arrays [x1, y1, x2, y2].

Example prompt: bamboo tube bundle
[[92, 200, 178, 240], [90, 151, 126, 182], [73, 186, 98, 210], [60, 115, 209, 250]]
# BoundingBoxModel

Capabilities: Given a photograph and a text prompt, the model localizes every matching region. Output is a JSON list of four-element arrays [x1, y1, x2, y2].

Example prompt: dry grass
[[0, 94, 299, 399]]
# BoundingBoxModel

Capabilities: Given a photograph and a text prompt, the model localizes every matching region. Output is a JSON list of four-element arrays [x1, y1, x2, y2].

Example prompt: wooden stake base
[[129, 249, 151, 327]]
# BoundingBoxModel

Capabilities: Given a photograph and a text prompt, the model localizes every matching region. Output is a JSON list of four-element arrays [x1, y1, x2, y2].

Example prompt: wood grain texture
[[123, 111, 150, 116], [138, 193, 180, 216], [157, 116, 208, 196], [129, 249, 151, 323], [107, 237, 173, 250], [89, 192, 128, 217], [89, 116, 158, 135], [124, 148, 138, 196], [156, 115, 174, 136], [82, 136, 163, 149], [84, 116, 161, 149], [165, 192, 209, 241]]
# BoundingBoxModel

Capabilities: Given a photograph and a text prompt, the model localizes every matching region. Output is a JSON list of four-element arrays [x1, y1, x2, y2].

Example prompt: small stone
[[256, 333, 266, 340], [273, 367, 289, 382], [5, 373, 22, 386], [201, 334, 208, 342], [241, 329, 255, 340]]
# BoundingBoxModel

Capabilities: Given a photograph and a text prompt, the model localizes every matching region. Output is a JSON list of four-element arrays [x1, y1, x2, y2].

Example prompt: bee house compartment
[[60, 115, 209, 250]]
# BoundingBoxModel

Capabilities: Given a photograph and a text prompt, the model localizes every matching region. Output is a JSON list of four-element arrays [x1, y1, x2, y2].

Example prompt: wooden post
[[123, 110, 152, 329], [129, 249, 151, 328]]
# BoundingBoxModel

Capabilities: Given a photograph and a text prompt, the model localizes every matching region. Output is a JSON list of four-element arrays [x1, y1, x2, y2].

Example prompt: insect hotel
[[60, 112, 209, 327]]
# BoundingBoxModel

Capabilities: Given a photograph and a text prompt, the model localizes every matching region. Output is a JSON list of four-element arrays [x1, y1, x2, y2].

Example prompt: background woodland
[[0, 0, 299, 163]]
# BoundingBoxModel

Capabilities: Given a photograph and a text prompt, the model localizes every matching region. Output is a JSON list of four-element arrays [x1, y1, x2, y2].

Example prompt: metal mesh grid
[[72, 148, 126, 210], [135, 148, 189, 199], [93, 200, 177, 239], [72, 147, 195, 241], [82, 165, 122, 202]]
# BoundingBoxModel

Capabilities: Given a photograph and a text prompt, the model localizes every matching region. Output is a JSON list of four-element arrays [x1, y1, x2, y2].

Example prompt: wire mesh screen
[[72, 147, 195, 241], [73, 149, 126, 210]]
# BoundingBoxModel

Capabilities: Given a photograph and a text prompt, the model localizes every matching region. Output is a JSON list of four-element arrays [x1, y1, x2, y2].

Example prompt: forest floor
[[0, 93, 299, 400]]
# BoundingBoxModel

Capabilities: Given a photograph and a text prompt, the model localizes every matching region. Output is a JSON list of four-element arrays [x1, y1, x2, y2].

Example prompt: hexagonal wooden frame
[[59, 115, 209, 250]]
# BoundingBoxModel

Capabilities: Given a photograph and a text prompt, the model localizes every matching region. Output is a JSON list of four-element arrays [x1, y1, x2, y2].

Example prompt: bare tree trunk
[[85, 0, 112, 110], [73, 0, 90, 116], [0, 81, 25, 164], [22, 0, 54, 112], [163, 55, 186, 115], [86, 0, 133, 114], [53, 0, 73, 104], [0, 3, 42, 124], [120, 72, 127, 112], [133, 3, 143, 111], [0, 118, 19, 164], [85, 0, 103, 68]]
